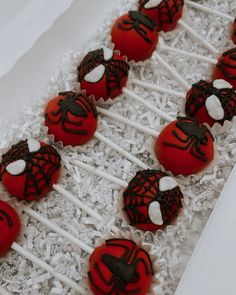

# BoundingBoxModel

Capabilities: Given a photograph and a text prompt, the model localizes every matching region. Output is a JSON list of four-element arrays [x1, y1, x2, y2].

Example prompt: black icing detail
[[88, 239, 154, 294], [45, 91, 98, 135], [123, 170, 183, 227], [118, 11, 157, 43], [163, 117, 213, 162], [0, 140, 61, 200], [185, 80, 236, 123], [0, 209, 13, 227], [216, 48, 236, 80], [77, 48, 130, 96]]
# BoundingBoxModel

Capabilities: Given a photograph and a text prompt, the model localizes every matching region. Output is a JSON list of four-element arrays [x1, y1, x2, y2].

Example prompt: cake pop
[[0, 139, 61, 201], [185, 79, 236, 126], [232, 18, 236, 44], [45, 91, 98, 146], [88, 238, 154, 295], [77, 48, 129, 101], [0, 200, 21, 256], [213, 48, 236, 89], [155, 117, 214, 175], [123, 169, 183, 231], [111, 11, 159, 62], [139, 0, 184, 32]]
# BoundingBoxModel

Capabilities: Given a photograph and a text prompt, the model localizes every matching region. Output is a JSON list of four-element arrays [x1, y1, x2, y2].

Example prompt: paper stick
[[97, 106, 159, 137], [11, 242, 85, 294]]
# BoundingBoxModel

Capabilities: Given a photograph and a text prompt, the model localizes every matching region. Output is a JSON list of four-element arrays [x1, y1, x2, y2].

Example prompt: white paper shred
[[0, 0, 236, 294]]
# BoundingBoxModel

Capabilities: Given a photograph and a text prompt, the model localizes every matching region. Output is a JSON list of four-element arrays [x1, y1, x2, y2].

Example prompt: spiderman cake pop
[[0, 139, 61, 201], [185, 79, 236, 127], [45, 91, 98, 146], [0, 200, 21, 256], [123, 170, 183, 231], [155, 117, 214, 175], [232, 18, 236, 45], [213, 48, 236, 89], [111, 11, 159, 62], [139, 0, 184, 32], [88, 238, 154, 295], [77, 47, 130, 101]]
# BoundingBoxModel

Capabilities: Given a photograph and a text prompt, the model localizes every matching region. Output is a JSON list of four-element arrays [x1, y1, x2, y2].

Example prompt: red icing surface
[[123, 170, 183, 231], [45, 92, 98, 146], [139, 0, 184, 32], [0, 201, 21, 256], [213, 48, 236, 89], [185, 80, 236, 127], [232, 19, 236, 45], [78, 49, 129, 101], [88, 239, 154, 295], [0, 141, 61, 201], [155, 118, 214, 175], [111, 11, 159, 62]]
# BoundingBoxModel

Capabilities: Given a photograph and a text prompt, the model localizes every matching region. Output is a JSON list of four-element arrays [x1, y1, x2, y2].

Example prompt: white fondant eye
[[103, 47, 113, 61], [27, 138, 41, 153], [213, 79, 233, 89], [144, 0, 162, 9], [159, 176, 178, 192], [84, 65, 105, 83], [205, 95, 224, 120], [148, 201, 163, 225], [6, 160, 26, 175]]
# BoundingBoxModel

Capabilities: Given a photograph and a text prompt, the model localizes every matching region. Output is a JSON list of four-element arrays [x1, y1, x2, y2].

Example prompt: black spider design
[[88, 239, 154, 294], [118, 11, 156, 43], [216, 48, 236, 80], [123, 170, 183, 226], [77, 49, 130, 95], [45, 91, 97, 135], [163, 117, 213, 162], [0, 209, 13, 227]]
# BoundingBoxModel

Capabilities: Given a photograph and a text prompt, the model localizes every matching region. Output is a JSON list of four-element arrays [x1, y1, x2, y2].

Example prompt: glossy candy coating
[[45, 91, 98, 146], [78, 48, 129, 101], [88, 238, 154, 295], [155, 117, 214, 175], [0, 139, 61, 201], [111, 11, 159, 62], [123, 169, 183, 231], [0, 200, 21, 256], [139, 0, 184, 32]]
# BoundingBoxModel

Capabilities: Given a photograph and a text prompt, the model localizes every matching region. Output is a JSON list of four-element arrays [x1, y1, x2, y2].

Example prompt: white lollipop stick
[[123, 88, 174, 122], [72, 159, 128, 188], [129, 79, 186, 98], [159, 42, 217, 64], [178, 20, 219, 55], [94, 131, 150, 170], [0, 286, 11, 295], [53, 184, 103, 222], [23, 206, 94, 254], [11, 242, 85, 294], [153, 53, 191, 89], [185, 0, 234, 22], [97, 106, 159, 137]]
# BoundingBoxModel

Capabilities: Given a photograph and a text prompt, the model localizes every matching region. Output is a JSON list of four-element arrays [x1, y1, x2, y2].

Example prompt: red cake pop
[[0, 200, 21, 256], [45, 91, 98, 146], [123, 170, 183, 231], [155, 117, 214, 175], [213, 48, 236, 89], [185, 79, 236, 126], [88, 238, 154, 295], [232, 18, 236, 45], [0, 139, 61, 201], [111, 11, 159, 62], [77, 47, 130, 101], [139, 0, 184, 32]]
